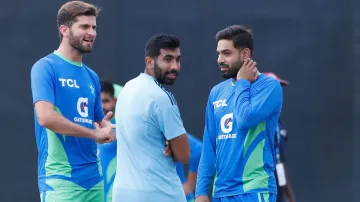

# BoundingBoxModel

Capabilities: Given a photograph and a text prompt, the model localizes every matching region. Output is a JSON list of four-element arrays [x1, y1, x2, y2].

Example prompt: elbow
[[37, 113, 52, 128]]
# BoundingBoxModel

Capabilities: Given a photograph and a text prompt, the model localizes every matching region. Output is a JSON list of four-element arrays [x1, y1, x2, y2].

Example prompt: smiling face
[[57, 1, 100, 53], [153, 48, 181, 85], [62, 15, 97, 53]]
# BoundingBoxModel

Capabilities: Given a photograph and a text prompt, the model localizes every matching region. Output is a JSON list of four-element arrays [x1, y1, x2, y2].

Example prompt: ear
[[59, 25, 70, 38], [241, 48, 252, 61], [145, 56, 154, 69]]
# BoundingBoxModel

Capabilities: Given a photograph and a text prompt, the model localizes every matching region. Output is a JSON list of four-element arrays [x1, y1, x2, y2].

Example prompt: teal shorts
[[213, 193, 276, 202], [40, 190, 104, 202]]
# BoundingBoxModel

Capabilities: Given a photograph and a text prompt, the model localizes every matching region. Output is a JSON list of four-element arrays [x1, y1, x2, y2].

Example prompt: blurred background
[[0, 0, 358, 201]]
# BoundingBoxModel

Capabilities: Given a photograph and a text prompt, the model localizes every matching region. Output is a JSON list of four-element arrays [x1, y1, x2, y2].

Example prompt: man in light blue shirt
[[113, 34, 190, 202]]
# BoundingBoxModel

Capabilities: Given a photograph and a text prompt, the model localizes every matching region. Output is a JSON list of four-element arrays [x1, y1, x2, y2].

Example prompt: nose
[[217, 54, 225, 64], [170, 60, 180, 71], [87, 28, 97, 38]]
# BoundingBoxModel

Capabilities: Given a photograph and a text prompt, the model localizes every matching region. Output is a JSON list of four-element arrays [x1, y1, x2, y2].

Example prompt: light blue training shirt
[[113, 73, 187, 202]]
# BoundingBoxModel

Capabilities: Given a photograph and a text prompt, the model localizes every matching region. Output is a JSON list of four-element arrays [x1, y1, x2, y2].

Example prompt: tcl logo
[[59, 78, 80, 88], [213, 99, 227, 108]]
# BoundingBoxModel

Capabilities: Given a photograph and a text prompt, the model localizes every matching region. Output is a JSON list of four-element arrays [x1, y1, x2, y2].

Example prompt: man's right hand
[[195, 196, 210, 202], [236, 58, 258, 82], [93, 122, 116, 144]]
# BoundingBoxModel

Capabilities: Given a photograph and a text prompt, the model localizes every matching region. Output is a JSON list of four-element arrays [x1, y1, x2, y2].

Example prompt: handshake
[[91, 111, 116, 144]]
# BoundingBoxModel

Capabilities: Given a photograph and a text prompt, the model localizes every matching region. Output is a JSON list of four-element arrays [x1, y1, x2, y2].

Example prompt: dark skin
[[145, 48, 190, 164]]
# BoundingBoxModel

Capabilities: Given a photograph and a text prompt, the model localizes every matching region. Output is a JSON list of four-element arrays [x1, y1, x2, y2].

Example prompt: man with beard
[[195, 25, 283, 202], [113, 34, 190, 202], [30, 1, 116, 201]]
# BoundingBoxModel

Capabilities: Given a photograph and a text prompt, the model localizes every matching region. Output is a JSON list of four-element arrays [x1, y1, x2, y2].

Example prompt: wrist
[[195, 192, 209, 197], [234, 78, 251, 86], [88, 129, 97, 140]]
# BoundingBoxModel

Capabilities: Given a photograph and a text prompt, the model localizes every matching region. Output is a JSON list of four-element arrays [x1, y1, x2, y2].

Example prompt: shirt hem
[[213, 190, 277, 198], [40, 186, 104, 192]]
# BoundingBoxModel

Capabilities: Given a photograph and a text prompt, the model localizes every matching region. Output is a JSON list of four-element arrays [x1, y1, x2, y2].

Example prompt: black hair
[[145, 34, 180, 58], [215, 25, 254, 52], [100, 80, 114, 97]]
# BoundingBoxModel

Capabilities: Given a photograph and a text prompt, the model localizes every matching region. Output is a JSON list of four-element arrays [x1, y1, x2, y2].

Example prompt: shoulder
[[254, 74, 281, 89], [31, 54, 57, 75], [150, 82, 178, 107], [208, 79, 232, 100], [82, 64, 99, 79], [212, 79, 231, 93]]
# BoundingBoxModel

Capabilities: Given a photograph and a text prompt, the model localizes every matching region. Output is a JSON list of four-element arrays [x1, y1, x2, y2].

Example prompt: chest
[[212, 89, 236, 125], [53, 66, 97, 118]]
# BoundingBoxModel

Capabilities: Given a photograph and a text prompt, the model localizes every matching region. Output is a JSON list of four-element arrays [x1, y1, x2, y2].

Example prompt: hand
[[163, 141, 172, 157], [93, 122, 116, 144], [100, 111, 114, 128], [195, 196, 210, 202], [237, 58, 259, 82], [182, 183, 193, 196]]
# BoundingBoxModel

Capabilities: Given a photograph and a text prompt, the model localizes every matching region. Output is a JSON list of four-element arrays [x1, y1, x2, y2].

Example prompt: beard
[[69, 30, 94, 53], [154, 61, 179, 85], [220, 59, 243, 79]]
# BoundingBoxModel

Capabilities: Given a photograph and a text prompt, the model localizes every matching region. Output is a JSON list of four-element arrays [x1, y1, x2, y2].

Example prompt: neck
[[144, 69, 156, 80], [57, 41, 82, 63]]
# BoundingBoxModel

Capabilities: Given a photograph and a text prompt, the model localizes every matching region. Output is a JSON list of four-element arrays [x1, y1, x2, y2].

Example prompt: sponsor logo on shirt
[[59, 78, 80, 88], [213, 99, 227, 108], [218, 113, 237, 140], [74, 97, 93, 124]]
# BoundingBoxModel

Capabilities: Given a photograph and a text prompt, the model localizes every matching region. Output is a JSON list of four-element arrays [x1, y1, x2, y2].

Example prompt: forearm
[[284, 183, 296, 201], [183, 172, 197, 196], [234, 79, 281, 129], [183, 182, 194, 196], [283, 167, 296, 201], [195, 150, 215, 196], [39, 111, 95, 139], [234, 79, 256, 128]]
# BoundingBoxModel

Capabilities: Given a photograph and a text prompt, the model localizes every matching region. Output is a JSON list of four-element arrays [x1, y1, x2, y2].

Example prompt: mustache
[[165, 70, 179, 75], [219, 63, 229, 68]]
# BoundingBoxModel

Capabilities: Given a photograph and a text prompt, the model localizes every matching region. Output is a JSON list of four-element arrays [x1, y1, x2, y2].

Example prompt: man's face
[[68, 15, 97, 53], [101, 92, 116, 115], [153, 48, 181, 85], [217, 39, 246, 79]]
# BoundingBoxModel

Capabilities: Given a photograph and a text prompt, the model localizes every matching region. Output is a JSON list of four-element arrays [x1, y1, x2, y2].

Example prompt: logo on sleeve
[[89, 83, 95, 95], [218, 113, 237, 140], [74, 97, 93, 124]]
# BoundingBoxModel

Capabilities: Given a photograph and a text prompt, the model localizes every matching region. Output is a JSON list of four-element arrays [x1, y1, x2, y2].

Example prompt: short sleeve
[[153, 94, 186, 140], [31, 59, 56, 105], [93, 74, 104, 121]]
